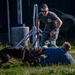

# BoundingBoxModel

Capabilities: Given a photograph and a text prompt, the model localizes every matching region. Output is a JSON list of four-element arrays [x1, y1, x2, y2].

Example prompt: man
[[28, 42, 75, 65], [36, 4, 62, 47], [43, 42, 75, 64]]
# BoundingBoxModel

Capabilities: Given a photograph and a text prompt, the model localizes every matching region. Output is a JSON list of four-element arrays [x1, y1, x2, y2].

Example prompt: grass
[[0, 43, 75, 75], [0, 62, 75, 75]]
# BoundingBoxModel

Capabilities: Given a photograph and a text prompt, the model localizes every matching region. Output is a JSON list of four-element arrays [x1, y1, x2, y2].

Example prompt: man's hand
[[37, 31, 40, 37], [50, 30, 56, 36]]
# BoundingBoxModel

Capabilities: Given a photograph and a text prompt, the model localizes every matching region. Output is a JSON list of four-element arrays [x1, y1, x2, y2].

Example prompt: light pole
[[17, 0, 23, 24], [7, 0, 10, 43]]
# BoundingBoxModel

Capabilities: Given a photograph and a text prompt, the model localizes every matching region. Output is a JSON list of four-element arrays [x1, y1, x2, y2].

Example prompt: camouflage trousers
[[40, 30, 59, 47]]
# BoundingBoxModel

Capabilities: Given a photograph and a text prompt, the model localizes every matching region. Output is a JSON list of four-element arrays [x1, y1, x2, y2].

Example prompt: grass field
[[0, 58, 75, 75], [0, 44, 75, 75]]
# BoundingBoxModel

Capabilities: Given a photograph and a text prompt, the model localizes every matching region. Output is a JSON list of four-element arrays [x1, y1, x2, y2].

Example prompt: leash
[[32, 36, 39, 48], [22, 48, 26, 61]]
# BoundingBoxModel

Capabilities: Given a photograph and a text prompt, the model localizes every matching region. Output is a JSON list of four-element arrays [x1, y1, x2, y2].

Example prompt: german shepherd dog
[[0, 46, 43, 66]]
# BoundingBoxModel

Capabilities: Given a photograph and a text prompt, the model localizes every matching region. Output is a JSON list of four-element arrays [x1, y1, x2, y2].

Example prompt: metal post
[[33, 4, 38, 48], [35, 4, 39, 47], [7, 0, 10, 43], [33, 4, 35, 47], [17, 0, 23, 24]]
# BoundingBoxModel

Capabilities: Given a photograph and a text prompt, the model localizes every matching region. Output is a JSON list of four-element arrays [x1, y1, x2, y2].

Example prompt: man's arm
[[36, 19, 40, 36], [54, 18, 63, 31], [50, 18, 62, 36]]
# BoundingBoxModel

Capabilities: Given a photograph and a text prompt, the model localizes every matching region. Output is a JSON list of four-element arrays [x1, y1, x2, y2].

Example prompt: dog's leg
[[8, 61, 17, 66]]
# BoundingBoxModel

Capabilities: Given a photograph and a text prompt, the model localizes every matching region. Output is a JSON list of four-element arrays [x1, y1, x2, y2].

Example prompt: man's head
[[41, 4, 49, 16], [61, 42, 71, 51]]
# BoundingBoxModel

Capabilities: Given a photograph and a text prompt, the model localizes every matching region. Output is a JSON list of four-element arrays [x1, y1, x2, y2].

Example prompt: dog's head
[[22, 47, 44, 66], [22, 48, 42, 60]]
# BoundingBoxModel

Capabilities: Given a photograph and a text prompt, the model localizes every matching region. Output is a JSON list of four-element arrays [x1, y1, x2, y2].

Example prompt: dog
[[0, 46, 43, 66]]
